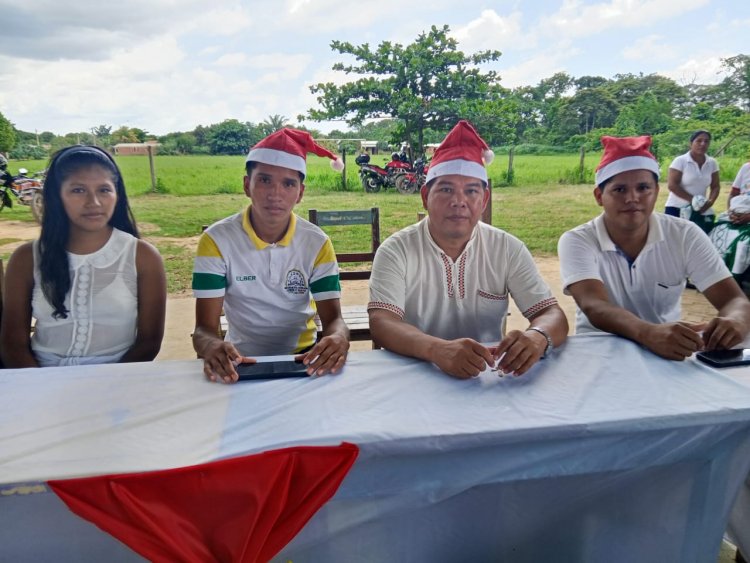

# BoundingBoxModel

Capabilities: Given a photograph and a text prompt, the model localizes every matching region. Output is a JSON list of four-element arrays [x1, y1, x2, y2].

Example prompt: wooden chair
[[308, 208, 380, 280], [308, 208, 380, 343]]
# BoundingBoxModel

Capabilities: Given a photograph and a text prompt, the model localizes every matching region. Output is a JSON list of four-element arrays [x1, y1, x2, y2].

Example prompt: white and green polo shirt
[[193, 207, 341, 356]]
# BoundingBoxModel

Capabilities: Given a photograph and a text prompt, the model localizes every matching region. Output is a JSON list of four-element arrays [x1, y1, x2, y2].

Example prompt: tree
[[0, 111, 17, 153], [91, 124, 112, 137], [260, 114, 289, 136], [111, 126, 139, 144], [720, 54, 750, 111], [555, 88, 619, 140], [208, 119, 253, 155], [614, 92, 673, 136], [174, 133, 197, 154], [305, 25, 505, 155]]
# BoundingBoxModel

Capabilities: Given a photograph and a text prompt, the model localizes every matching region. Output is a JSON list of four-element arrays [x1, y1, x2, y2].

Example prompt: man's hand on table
[[491, 329, 547, 377], [296, 333, 349, 376], [429, 338, 495, 379], [640, 322, 705, 361], [201, 340, 254, 384], [702, 316, 745, 351]]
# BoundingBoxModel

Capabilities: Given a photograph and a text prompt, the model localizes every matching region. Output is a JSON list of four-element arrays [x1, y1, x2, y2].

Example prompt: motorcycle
[[0, 168, 45, 224], [394, 157, 429, 194], [355, 153, 411, 193]]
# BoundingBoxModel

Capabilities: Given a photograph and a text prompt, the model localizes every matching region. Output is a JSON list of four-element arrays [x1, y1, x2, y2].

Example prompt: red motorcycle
[[0, 167, 45, 224], [355, 152, 411, 193], [394, 157, 429, 194]]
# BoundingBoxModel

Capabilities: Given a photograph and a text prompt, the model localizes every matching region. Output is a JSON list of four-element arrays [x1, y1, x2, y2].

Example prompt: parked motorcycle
[[394, 157, 429, 194], [354, 153, 413, 193], [0, 167, 45, 224]]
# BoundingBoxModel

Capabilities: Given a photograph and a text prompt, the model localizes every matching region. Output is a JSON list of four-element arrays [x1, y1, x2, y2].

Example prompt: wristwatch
[[526, 327, 553, 359]]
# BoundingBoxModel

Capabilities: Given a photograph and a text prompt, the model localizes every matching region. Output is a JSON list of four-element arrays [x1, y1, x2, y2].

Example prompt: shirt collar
[[242, 205, 297, 250], [593, 212, 663, 253], [422, 218, 478, 259]]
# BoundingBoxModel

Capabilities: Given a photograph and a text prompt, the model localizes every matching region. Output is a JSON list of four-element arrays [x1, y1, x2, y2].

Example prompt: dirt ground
[[0, 220, 718, 360]]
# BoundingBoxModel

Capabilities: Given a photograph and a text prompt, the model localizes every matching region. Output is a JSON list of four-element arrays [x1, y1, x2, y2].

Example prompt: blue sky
[[0, 0, 747, 136]]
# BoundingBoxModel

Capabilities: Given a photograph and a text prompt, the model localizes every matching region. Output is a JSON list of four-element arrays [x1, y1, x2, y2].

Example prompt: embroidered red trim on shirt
[[440, 253, 454, 298], [523, 297, 558, 319], [458, 253, 467, 299], [367, 301, 405, 318], [477, 289, 507, 301]]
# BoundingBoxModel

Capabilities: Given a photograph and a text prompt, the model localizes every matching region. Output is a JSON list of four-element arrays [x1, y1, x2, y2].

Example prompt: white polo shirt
[[368, 219, 557, 344], [665, 151, 719, 214], [732, 163, 750, 195], [558, 213, 731, 334], [193, 207, 340, 356]]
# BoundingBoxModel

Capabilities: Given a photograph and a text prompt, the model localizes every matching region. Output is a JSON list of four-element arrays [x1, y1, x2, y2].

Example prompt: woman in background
[[0, 145, 166, 367], [665, 130, 720, 234]]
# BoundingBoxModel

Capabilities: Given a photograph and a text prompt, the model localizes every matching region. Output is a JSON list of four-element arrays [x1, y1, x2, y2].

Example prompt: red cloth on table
[[48, 442, 359, 562]]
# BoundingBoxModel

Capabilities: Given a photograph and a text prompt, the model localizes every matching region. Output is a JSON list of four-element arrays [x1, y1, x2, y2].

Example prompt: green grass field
[[1, 152, 742, 293], [10, 151, 747, 193]]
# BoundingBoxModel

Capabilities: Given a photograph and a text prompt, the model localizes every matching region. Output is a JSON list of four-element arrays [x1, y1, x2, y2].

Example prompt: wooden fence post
[[507, 147, 515, 184], [341, 148, 347, 191], [579, 145, 586, 183], [482, 179, 492, 225], [147, 145, 157, 193]]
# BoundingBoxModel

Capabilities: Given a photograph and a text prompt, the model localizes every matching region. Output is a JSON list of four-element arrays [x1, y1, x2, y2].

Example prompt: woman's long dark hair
[[40, 145, 140, 319]]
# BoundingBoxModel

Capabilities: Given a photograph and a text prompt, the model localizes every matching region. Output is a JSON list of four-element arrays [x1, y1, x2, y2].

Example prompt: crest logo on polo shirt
[[284, 269, 307, 295]]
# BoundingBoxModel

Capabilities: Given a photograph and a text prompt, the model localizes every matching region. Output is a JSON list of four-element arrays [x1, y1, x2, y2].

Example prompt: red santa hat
[[595, 135, 660, 186], [426, 120, 494, 184], [245, 128, 344, 177]]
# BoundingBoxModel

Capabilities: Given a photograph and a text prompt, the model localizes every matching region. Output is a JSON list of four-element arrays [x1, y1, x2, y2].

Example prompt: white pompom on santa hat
[[595, 135, 661, 187], [425, 120, 494, 184], [245, 128, 343, 177]]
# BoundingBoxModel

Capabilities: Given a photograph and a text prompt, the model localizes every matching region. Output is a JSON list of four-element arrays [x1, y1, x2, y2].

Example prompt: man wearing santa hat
[[368, 120, 568, 379], [192, 128, 350, 383], [558, 135, 750, 360]]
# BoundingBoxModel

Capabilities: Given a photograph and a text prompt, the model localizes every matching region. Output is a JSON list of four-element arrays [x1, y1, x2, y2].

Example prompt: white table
[[3, 334, 750, 562], [720, 362, 750, 558]]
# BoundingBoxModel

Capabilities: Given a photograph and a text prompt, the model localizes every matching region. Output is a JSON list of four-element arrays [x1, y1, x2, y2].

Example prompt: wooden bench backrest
[[309, 208, 380, 281]]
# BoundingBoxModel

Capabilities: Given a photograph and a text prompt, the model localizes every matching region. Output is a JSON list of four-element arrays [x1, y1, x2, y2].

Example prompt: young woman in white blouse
[[665, 130, 720, 233], [0, 145, 166, 367]]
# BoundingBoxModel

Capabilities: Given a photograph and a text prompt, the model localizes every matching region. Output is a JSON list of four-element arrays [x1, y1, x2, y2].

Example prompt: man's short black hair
[[245, 160, 305, 182]]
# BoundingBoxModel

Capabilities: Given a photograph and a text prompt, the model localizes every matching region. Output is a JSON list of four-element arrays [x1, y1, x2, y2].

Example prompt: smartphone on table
[[696, 349, 750, 368], [236, 360, 308, 381]]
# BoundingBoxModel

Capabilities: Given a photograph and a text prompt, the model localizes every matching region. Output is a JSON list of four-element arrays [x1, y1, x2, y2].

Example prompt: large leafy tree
[[304, 25, 506, 154], [555, 88, 619, 139], [208, 119, 254, 155], [720, 54, 750, 111], [0, 111, 16, 154]]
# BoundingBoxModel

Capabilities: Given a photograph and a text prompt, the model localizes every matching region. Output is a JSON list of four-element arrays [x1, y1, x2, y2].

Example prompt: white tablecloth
[[3, 334, 750, 562]]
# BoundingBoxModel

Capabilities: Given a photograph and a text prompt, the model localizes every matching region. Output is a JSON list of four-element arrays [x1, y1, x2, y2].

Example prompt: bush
[[9, 144, 48, 160], [558, 165, 595, 185]]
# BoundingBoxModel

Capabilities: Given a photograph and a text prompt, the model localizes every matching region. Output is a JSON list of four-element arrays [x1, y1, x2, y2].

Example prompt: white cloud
[[245, 53, 312, 76], [452, 9, 534, 52], [659, 55, 727, 86], [215, 53, 247, 67], [538, 0, 710, 39], [622, 34, 676, 62], [499, 44, 582, 88]]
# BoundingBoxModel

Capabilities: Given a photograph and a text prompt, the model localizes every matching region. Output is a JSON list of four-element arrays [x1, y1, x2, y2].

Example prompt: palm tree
[[261, 114, 289, 136]]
